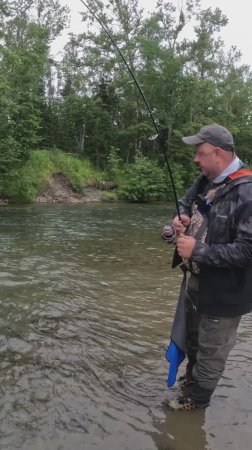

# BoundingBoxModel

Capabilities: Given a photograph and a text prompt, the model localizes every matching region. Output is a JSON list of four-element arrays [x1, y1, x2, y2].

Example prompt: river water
[[0, 203, 251, 450]]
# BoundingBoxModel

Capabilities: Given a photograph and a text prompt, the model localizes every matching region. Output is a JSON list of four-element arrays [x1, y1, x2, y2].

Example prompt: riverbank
[[0, 149, 170, 204], [0, 174, 104, 205], [0, 150, 110, 205], [35, 173, 103, 204]]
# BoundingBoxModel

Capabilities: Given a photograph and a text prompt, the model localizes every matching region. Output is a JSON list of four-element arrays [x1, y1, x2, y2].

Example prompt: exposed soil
[[35, 173, 102, 203]]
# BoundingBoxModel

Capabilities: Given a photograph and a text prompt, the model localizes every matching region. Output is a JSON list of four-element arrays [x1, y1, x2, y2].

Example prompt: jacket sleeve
[[192, 199, 252, 268]]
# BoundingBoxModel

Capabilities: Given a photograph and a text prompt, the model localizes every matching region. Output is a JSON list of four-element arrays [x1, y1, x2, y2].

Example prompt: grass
[[100, 191, 118, 201], [0, 149, 102, 203]]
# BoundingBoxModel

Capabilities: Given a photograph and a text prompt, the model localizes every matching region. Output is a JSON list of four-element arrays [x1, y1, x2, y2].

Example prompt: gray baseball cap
[[182, 124, 234, 151]]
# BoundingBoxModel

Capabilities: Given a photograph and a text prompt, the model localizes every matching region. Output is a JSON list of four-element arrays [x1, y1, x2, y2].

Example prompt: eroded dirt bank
[[35, 173, 102, 203]]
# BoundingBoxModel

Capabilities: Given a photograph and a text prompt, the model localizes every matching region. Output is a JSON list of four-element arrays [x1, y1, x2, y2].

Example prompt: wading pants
[[185, 273, 241, 405]]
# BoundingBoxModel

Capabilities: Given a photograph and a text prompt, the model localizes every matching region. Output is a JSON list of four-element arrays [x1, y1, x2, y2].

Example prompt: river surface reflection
[[0, 203, 251, 450]]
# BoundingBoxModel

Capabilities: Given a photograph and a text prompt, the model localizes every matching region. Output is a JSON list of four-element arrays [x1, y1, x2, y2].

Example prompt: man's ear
[[215, 147, 222, 157]]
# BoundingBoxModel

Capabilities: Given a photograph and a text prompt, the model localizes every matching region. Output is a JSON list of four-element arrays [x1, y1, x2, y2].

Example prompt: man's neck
[[212, 156, 242, 184]]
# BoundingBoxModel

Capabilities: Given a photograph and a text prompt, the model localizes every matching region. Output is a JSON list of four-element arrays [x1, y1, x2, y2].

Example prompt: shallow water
[[0, 202, 251, 450]]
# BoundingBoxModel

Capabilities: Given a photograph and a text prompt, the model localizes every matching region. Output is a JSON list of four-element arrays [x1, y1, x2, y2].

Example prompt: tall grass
[[0, 149, 101, 203]]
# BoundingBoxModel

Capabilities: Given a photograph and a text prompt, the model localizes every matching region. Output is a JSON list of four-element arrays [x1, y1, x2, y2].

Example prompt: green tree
[[33, 0, 252, 194], [0, 0, 69, 175]]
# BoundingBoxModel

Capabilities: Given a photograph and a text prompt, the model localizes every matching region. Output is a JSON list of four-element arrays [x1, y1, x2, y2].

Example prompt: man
[[167, 123, 252, 410]]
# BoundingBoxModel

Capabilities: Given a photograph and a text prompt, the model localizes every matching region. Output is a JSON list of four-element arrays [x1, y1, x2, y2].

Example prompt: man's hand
[[177, 235, 196, 259], [172, 214, 191, 234]]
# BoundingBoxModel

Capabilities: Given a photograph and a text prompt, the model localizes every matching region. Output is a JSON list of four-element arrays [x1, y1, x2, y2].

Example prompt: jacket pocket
[[208, 212, 230, 243]]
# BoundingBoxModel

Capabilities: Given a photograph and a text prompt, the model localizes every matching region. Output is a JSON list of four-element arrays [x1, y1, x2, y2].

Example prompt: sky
[[55, 0, 252, 68]]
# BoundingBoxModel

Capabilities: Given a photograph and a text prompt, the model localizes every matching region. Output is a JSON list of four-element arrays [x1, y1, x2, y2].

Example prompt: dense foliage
[[119, 155, 168, 201], [1, 0, 252, 202]]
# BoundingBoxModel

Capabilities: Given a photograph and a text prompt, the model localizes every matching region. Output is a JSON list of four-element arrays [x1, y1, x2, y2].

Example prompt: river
[[0, 203, 251, 450]]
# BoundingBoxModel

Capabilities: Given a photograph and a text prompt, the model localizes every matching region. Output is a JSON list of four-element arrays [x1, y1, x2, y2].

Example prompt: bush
[[119, 155, 168, 202], [2, 150, 54, 203]]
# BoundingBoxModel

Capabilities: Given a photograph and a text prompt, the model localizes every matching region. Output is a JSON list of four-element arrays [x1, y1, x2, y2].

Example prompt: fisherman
[[166, 123, 252, 410]]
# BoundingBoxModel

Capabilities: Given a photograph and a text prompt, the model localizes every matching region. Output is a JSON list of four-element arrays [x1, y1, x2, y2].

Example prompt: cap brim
[[182, 135, 204, 145]]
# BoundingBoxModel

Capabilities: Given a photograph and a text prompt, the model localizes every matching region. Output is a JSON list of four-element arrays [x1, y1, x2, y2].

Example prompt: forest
[[1, 0, 252, 202]]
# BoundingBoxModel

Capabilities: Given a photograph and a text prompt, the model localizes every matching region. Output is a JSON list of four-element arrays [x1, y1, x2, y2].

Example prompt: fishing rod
[[80, 0, 181, 221]]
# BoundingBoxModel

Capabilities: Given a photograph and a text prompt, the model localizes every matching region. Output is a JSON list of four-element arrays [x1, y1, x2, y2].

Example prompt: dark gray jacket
[[176, 171, 252, 317]]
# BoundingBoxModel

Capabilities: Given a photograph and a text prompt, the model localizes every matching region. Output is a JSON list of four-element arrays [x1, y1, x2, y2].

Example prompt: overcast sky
[[56, 0, 252, 68]]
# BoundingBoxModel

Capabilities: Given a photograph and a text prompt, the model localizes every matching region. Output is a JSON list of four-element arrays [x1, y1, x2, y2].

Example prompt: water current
[[0, 202, 251, 450]]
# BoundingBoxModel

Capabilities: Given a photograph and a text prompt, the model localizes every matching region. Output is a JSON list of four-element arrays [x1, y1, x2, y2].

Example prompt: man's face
[[194, 142, 219, 179]]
